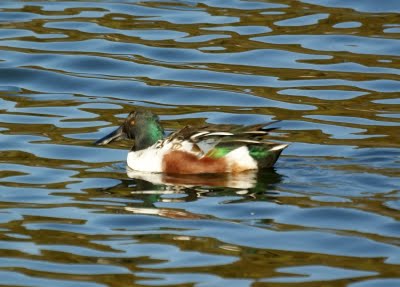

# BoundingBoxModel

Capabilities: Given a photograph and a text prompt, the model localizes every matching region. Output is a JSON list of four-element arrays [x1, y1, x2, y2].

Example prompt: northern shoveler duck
[[95, 110, 288, 174]]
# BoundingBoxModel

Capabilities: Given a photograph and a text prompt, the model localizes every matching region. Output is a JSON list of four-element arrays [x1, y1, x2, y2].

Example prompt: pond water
[[0, 1, 399, 286]]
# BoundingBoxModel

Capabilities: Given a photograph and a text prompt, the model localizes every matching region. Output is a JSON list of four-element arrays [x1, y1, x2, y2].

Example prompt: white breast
[[127, 146, 164, 172], [126, 140, 198, 173]]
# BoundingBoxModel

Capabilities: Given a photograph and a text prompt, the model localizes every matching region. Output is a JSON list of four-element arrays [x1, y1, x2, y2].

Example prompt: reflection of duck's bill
[[126, 167, 257, 189]]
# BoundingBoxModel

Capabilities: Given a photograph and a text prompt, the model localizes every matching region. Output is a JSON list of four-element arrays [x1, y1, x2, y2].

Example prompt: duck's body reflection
[[127, 168, 259, 189], [98, 163, 283, 219], [120, 168, 283, 219], [124, 168, 282, 197]]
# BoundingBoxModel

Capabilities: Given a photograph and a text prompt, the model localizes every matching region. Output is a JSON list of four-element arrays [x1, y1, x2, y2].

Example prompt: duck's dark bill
[[94, 126, 126, 145]]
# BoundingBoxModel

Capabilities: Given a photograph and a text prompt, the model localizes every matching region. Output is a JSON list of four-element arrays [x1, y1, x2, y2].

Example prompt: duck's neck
[[134, 121, 164, 151]]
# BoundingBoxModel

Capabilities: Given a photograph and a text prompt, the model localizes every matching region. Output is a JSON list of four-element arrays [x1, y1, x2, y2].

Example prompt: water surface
[[0, 1, 399, 287]]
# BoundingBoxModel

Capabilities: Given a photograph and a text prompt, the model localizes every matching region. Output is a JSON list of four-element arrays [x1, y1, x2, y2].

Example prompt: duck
[[95, 110, 288, 174]]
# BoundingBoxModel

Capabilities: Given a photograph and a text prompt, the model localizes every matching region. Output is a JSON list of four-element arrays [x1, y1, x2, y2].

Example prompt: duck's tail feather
[[248, 143, 289, 168]]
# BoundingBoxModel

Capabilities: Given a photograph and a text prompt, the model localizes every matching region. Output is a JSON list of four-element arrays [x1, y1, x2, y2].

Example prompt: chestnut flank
[[162, 150, 228, 174]]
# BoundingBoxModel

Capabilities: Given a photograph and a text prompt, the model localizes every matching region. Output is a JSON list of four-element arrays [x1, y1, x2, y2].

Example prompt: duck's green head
[[95, 110, 164, 151]]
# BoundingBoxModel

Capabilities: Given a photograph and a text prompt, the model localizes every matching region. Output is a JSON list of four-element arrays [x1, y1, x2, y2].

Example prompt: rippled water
[[1, 1, 399, 286]]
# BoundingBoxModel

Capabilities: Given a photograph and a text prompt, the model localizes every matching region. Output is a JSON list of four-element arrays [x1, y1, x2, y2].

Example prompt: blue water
[[0, 1, 399, 286]]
